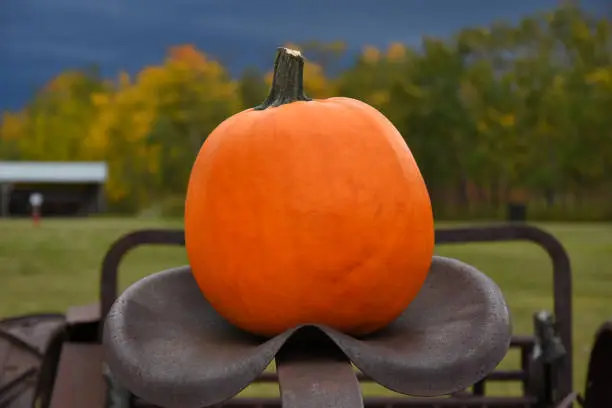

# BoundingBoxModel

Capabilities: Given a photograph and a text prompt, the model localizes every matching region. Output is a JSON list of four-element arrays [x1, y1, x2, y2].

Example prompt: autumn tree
[[1, 4, 610, 219], [0, 112, 26, 159], [88, 45, 240, 211], [1, 68, 107, 161]]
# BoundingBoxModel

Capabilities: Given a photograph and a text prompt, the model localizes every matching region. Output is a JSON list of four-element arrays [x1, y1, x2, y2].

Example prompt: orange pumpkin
[[185, 48, 434, 337]]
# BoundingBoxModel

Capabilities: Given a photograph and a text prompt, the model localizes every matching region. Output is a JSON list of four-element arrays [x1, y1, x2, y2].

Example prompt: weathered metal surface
[[65, 303, 100, 325], [98, 224, 573, 408], [103, 256, 511, 408], [528, 311, 569, 404], [103, 362, 131, 408], [434, 225, 573, 402], [100, 229, 184, 325], [36, 325, 68, 408], [0, 313, 65, 408], [256, 367, 528, 383], [0, 314, 66, 353], [276, 327, 364, 408], [48, 343, 105, 408], [131, 396, 540, 408]]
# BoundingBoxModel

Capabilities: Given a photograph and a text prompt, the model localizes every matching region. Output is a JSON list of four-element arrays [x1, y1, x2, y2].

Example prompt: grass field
[[0, 218, 610, 398]]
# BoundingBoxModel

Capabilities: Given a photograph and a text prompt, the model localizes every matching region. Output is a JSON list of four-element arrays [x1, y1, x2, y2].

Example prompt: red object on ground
[[32, 207, 41, 227]]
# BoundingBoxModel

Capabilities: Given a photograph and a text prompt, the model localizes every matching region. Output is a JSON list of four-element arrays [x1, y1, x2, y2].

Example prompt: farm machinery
[[0, 224, 610, 408]]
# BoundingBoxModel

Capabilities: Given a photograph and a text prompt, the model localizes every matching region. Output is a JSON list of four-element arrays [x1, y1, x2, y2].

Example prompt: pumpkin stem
[[254, 47, 312, 110]]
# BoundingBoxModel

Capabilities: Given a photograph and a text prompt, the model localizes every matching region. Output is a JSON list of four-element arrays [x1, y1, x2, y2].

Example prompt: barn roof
[[0, 161, 108, 183]]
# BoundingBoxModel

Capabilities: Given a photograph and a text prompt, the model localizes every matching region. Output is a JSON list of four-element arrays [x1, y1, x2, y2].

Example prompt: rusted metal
[[0, 314, 65, 408], [65, 303, 100, 326], [131, 396, 540, 408], [98, 224, 573, 408], [435, 225, 573, 401], [276, 327, 363, 408], [0, 368, 38, 408], [48, 343, 105, 408], [103, 257, 512, 407], [0, 329, 43, 359], [43, 303, 109, 408], [256, 368, 527, 383], [36, 324, 68, 408], [0, 314, 65, 353], [100, 229, 184, 325]]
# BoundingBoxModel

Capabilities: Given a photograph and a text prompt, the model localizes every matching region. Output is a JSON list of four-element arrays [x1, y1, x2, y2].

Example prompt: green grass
[[0, 218, 610, 398]]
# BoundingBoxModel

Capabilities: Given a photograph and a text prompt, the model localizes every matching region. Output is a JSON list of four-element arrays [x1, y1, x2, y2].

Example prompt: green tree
[[238, 67, 268, 109]]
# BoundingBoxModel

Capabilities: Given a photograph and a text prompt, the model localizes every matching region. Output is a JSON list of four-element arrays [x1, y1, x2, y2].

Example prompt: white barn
[[0, 161, 108, 217]]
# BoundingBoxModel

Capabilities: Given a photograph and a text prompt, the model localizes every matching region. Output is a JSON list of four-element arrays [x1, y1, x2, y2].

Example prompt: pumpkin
[[184, 47, 434, 337]]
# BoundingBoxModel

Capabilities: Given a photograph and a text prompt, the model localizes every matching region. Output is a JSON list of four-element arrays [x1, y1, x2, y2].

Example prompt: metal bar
[[253, 369, 527, 383], [0, 183, 13, 218], [132, 396, 539, 407], [275, 327, 364, 408], [0, 313, 65, 326], [520, 342, 534, 395], [435, 225, 573, 400], [66, 303, 100, 325], [48, 343, 105, 408], [510, 335, 536, 347], [0, 183, 7, 218], [472, 379, 485, 396], [99, 229, 184, 325], [0, 329, 43, 358], [0, 367, 37, 406]]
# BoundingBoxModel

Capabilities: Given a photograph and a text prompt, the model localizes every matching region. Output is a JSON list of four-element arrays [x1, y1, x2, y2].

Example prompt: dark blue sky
[[1, 0, 608, 110]]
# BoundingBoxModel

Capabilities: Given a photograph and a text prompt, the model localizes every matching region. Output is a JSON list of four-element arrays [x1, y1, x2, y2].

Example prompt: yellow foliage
[[118, 71, 131, 89], [369, 90, 390, 107], [458, 81, 481, 107], [10, 70, 111, 161], [0, 112, 26, 141], [362, 45, 381, 64], [477, 121, 488, 133], [386, 42, 407, 62], [87, 44, 241, 207], [484, 107, 515, 129], [585, 68, 612, 86], [90, 92, 110, 107], [551, 74, 566, 93], [304, 61, 335, 97], [88, 83, 157, 202], [536, 119, 553, 135], [168, 44, 208, 67], [498, 114, 516, 128], [43, 70, 82, 93], [401, 82, 424, 99], [571, 20, 592, 42]]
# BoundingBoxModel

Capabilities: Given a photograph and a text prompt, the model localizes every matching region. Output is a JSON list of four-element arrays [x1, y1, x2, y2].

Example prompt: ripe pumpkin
[[185, 48, 434, 337]]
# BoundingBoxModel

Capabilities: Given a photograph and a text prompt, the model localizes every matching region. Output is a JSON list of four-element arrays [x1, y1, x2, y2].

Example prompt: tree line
[[1, 5, 610, 220]]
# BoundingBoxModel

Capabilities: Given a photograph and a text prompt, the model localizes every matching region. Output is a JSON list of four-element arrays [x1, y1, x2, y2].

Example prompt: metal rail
[[99, 224, 573, 408]]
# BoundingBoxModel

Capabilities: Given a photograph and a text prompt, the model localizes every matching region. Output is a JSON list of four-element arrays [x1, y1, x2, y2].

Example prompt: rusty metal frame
[[433, 225, 573, 401], [99, 224, 573, 407], [100, 229, 184, 322]]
